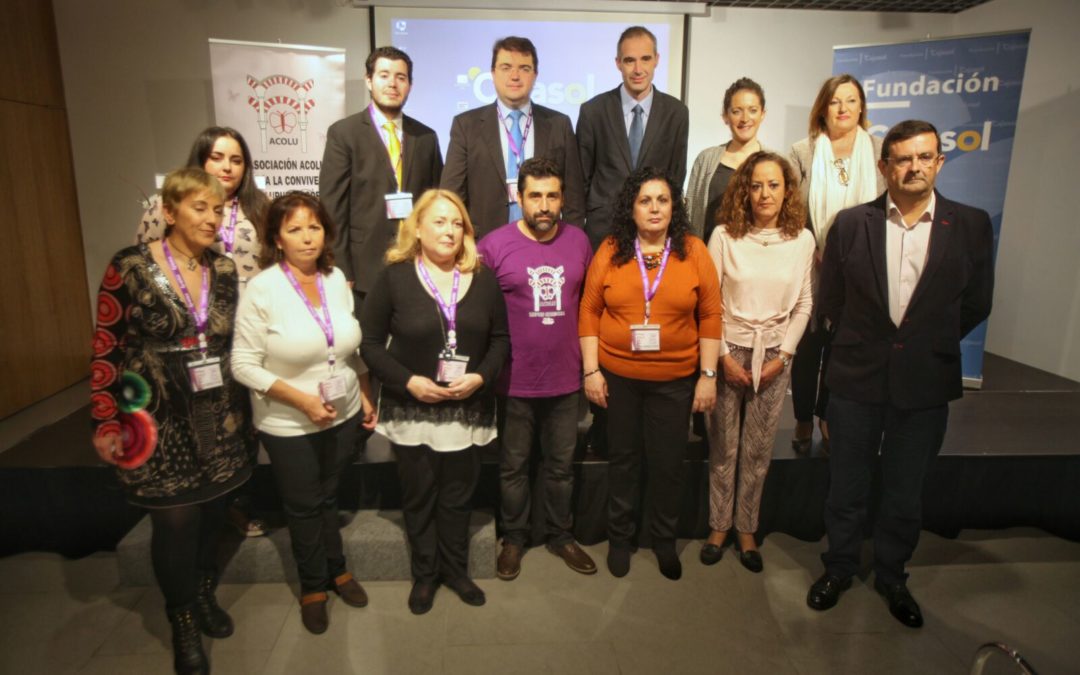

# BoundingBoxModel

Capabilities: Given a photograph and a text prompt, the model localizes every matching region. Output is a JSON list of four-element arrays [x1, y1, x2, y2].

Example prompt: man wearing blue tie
[[442, 36, 586, 239]]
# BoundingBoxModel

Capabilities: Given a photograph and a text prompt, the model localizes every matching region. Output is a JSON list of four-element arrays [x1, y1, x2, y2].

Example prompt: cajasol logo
[[455, 66, 597, 106], [869, 120, 995, 153]]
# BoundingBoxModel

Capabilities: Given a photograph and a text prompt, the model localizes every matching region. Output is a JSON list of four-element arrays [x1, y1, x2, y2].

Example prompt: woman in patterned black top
[[91, 168, 251, 675]]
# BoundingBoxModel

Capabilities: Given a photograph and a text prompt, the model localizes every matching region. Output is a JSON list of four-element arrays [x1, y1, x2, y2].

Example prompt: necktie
[[629, 104, 644, 169], [383, 121, 402, 189], [507, 109, 524, 223]]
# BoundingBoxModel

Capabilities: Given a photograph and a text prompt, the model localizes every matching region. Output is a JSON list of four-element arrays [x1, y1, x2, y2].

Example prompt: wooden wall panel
[[0, 101, 92, 418], [0, 0, 90, 418]]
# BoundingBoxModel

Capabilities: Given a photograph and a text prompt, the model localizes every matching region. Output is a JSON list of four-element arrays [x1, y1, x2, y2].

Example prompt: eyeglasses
[[887, 153, 940, 169], [495, 64, 534, 76]]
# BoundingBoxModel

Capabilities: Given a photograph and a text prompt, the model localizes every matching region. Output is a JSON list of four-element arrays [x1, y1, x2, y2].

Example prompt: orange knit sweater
[[579, 237, 723, 381]]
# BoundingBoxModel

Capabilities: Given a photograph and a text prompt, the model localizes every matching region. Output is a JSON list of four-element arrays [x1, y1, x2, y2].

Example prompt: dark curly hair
[[257, 191, 336, 274], [608, 167, 690, 266], [717, 152, 805, 240]]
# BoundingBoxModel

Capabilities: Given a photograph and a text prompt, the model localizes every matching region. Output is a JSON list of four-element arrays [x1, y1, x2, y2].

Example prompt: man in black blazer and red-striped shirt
[[806, 120, 995, 628]]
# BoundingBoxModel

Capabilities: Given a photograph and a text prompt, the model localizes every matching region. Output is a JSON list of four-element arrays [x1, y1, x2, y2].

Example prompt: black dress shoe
[[445, 577, 486, 606], [874, 578, 924, 628], [653, 541, 682, 580], [408, 581, 438, 615], [607, 546, 631, 578], [807, 573, 852, 611], [738, 549, 764, 574], [699, 543, 724, 566]]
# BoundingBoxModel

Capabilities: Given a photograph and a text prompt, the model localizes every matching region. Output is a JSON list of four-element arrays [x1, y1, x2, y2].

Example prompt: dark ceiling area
[[667, 0, 993, 12]]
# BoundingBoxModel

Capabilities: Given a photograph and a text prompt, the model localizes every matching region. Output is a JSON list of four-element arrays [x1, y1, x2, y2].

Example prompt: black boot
[[195, 573, 233, 638], [168, 605, 209, 675]]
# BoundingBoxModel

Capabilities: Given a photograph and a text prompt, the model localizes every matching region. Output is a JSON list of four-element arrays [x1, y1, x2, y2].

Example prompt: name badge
[[505, 179, 519, 204], [319, 374, 348, 404], [188, 356, 224, 391], [630, 324, 661, 352], [385, 192, 414, 219], [436, 353, 470, 384]]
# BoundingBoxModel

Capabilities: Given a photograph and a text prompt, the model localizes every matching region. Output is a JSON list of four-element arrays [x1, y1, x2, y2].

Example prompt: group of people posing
[[89, 25, 995, 675]]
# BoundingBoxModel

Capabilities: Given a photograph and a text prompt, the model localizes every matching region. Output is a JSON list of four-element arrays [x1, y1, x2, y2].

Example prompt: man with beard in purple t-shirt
[[477, 157, 595, 581]]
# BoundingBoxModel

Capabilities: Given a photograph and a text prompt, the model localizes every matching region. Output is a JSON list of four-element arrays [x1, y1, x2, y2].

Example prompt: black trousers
[[791, 326, 831, 422], [260, 413, 366, 594], [604, 369, 695, 547], [149, 493, 230, 612], [499, 392, 580, 547], [822, 394, 948, 585], [393, 443, 481, 584]]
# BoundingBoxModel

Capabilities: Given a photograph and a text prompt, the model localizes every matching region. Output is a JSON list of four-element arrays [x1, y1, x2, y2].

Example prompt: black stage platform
[[3, 353, 1078, 557]]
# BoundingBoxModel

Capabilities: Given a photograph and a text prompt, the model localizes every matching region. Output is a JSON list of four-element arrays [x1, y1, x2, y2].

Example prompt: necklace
[[167, 238, 203, 271], [641, 252, 662, 270], [833, 158, 851, 187]]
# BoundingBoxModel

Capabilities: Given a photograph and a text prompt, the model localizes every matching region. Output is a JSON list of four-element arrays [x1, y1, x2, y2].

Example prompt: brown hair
[[491, 36, 537, 72], [723, 77, 765, 113], [717, 152, 806, 240], [385, 189, 480, 273], [257, 191, 336, 274], [808, 74, 869, 140]]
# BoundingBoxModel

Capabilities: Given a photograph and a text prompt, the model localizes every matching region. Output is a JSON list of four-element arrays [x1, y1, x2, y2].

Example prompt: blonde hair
[[160, 167, 225, 214], [385, 189, 480, 272]]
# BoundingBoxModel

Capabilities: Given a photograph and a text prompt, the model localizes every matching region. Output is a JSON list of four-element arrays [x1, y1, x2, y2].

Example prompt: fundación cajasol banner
[[833, 31, 1030, 387], [208, 39, 346, 199]]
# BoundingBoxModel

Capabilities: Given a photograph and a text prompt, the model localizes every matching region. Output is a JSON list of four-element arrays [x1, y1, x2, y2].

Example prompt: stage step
[[116, 510, 496, 586]]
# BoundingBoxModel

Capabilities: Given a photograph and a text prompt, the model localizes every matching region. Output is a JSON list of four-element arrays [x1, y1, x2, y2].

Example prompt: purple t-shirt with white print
[[478, 221, 592, 398]]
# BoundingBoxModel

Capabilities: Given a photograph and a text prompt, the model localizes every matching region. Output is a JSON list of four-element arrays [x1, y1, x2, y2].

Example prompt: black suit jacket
[[320, 110, 443, 294], [819, 191, 995, 409], [440, 102, 585, 239], [576, 86, 689, 249]]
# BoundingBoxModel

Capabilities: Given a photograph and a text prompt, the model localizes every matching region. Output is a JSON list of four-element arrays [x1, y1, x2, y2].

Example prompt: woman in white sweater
[[702, 152, 814, 573], [232, 192, 376, 634]]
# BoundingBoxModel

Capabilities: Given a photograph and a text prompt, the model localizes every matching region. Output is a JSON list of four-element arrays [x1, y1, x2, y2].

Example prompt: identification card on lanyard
[[499, 107, 532, 204], [416, 259, 470, 383], [385, 192, 414, 219], [162, 239, 222, 390], [631, 238, 672, 353], [280, 263, 344, 403], [220, 199, 239, 254]]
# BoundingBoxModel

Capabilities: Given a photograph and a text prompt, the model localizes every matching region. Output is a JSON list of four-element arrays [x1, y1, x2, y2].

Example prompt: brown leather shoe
[[333, 572, 368, 608], [497, 542, 523, 580], [300, 592, 328, 634], [548, 541, 597, 575]]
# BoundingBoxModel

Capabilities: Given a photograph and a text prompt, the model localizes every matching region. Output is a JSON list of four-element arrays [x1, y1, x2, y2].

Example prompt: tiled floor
[[2, 527, 1077, 674]]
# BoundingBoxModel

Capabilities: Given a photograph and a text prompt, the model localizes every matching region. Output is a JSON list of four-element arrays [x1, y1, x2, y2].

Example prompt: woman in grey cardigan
[[687, 78, 771, 245], [788, 74, 885, 453]]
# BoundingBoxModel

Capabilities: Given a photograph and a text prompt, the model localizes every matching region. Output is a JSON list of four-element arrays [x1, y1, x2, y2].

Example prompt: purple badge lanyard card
[[416, 258, 468, 383], [631, 238, 671, 352], [162, 239, 223, 390], [280, 263, 349, 404], [220, 199, 239, 254]]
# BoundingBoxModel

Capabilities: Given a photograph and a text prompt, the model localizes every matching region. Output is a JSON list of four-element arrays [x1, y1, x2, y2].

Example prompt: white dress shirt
[[495, 99, 534, 169], [885, 192, 936, 327], [620, 85, 654, 135]]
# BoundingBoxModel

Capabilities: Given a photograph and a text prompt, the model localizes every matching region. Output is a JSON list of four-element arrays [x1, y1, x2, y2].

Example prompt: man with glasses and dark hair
[[477, 157, 595, 580], [320, 46, 443, 317], [442, 36, 585, 239], [807, 119, 995, 628]]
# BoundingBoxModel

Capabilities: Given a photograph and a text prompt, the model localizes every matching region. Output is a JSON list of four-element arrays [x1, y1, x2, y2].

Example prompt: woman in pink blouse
[[702, 152, 814, 573]]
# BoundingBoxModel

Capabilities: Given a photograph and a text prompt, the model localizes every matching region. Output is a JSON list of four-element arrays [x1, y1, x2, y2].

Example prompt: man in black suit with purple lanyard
[[806, 120, 995, 628]]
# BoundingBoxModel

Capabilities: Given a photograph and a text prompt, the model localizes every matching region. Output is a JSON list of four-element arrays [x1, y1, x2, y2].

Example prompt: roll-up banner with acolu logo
[[209, 39, 346, 199], [833, 31, 1030, 388]]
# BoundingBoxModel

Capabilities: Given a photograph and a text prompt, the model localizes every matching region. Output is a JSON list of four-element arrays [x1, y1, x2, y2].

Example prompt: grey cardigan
[[686, 141, 776, 239]]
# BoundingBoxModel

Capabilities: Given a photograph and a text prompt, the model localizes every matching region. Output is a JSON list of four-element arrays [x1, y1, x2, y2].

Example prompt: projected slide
[[374, 8, 684, 157]]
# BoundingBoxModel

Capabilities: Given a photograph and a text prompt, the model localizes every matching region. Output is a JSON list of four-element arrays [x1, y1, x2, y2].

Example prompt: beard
[[524, 211, 556, 233]]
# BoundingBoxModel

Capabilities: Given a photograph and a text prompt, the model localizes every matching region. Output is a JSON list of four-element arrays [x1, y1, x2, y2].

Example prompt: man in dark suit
[[576, 26, 689, 250], [806, 120, 995, 628], [441, 36, 585, 239], [320, 46, 443, 315]]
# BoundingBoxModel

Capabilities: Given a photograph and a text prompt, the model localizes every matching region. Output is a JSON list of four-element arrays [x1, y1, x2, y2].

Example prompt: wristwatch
[[700, 369, 717, 378]]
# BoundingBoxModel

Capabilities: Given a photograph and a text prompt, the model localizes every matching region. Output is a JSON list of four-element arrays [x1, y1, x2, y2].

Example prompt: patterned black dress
[[90, 243, 251, 507]]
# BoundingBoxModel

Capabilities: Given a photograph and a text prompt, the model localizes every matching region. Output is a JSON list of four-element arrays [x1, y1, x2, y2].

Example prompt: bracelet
[[583, 369, 601, 378]]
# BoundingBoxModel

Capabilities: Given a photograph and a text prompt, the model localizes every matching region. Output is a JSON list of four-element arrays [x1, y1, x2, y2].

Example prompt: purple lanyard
[[161, 239, 211, 353], [634, 237, 672, 323], [416, 258, 460, 352], [280, 263, 336, 369], [369, 105, 403, 182], [220, 199, 239, 253], [497, 107, 533, 168]]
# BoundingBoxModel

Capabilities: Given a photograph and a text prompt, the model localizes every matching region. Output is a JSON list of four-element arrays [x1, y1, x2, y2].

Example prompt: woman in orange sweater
[[580, 166, 723, 580]]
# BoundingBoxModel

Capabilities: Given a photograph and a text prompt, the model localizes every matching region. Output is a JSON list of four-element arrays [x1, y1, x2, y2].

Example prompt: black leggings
[[149, 494, 229, 612]]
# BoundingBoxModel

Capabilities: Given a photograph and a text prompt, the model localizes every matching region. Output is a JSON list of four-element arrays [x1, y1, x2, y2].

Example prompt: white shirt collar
[[620, 84, 654, 117], [886, 191, 937, 229], [369, 103, 403, 129], [496, 98, 532, 119]]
